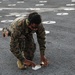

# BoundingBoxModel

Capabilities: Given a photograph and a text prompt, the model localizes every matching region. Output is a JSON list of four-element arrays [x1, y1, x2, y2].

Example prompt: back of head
[[28, 12, 42, 24]]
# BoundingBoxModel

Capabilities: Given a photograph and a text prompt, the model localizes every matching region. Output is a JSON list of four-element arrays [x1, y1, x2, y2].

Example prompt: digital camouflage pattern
[[8, 16, 46, 62]]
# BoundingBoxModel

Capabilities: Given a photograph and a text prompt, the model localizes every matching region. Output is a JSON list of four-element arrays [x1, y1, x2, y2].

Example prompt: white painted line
[[64, 8, 75, 10], [15, 14, 27, 17], [21, 14, 27, 16], [5, 15, 13, 17], [45, 30, 50, 34], [42, 21, 56, 24], [0, 7, 74, 12], [49, 21, 56, 24], [8, 13, 27, 17], [35, 4, 44, 6], [72, 0, 75, 2], [17, 1, 24, 3], [9, 13, 19, 15], [0, 7, 57, 11], [56, 13, 68, 15], [39, 1, 47, 3], [1, 20, 13, 23], [56, 13, 62, 15], [8, 20, 13, 22], [0, 9, 3, 11], [0, 28, 3, 31], [5, 13, 20, 17], [66, 4, 75, 6], [0, 2, 2, 3], [15, 14, 21, 17], [14, 14, 26, 17], [0, 7, 56, 10], [8, 4, 16, 6], [1, 20, 7, 23], [62, 13, 68, 15]]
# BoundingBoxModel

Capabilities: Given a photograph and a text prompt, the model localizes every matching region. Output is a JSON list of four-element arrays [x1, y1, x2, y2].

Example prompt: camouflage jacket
[[9, 16, 46, 57]]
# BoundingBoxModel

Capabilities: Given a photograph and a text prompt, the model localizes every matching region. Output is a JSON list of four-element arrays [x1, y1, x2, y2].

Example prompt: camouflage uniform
[[8, 16, 46, 62]]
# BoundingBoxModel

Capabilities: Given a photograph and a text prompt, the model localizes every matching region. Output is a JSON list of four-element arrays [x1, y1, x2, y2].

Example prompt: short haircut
[[28, 12, 42, 24]]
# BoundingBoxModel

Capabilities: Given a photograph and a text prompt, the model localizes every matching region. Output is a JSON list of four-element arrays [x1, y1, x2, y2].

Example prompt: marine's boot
[[17, 59, 27, 70]]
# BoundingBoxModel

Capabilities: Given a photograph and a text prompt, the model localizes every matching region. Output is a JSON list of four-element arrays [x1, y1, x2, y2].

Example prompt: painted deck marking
[[42, 21, 56, 24], [1, 20, 13, 23], [35, 4, 44, 6], [72, 0, 75, 2], [39, 1, 47, 3], [0, 7, 74, 11], [8, 4, 16, 6], [66, 4, 75, 6], [63, 8, 75, 10], [17, 1, 24, 3], [57, 13, 68, 15]]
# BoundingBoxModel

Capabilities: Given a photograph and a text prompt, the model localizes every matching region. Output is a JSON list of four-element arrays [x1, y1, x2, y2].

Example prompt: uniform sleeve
[[10, 21, 25, 62], [36, 24, 46, 56]]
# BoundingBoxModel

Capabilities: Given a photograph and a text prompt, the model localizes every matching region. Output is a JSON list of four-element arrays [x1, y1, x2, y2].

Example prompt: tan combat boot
[[17, 59, 27, 70]]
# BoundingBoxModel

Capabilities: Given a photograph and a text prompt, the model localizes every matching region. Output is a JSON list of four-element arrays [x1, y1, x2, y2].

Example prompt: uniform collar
[[25, 18, 29, 33], [26, 18, 29, 26]]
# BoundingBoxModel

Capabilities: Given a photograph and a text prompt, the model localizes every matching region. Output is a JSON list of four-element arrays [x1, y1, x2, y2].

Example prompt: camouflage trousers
[[10, 33, 36, 61]]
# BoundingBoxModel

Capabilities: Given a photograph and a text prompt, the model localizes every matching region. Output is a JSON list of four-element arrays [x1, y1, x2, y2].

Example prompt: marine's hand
[[2, 28, 9, 37], [23, 59, 36, 67]]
